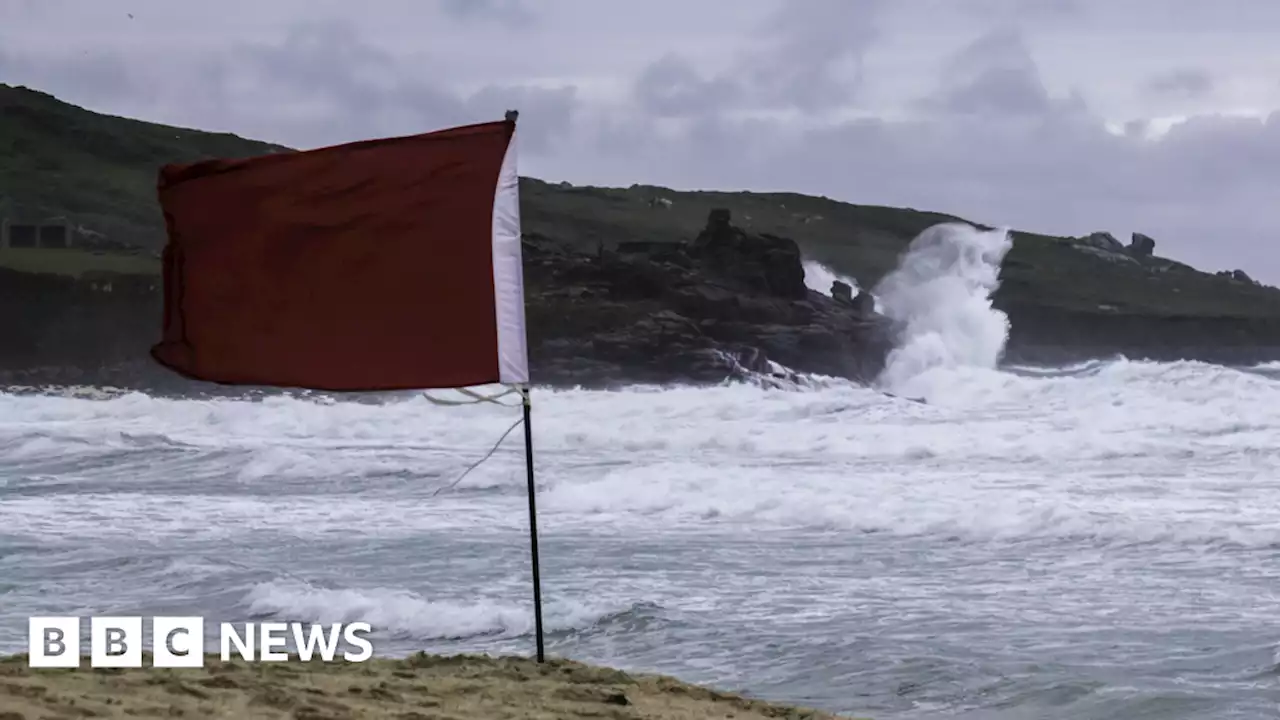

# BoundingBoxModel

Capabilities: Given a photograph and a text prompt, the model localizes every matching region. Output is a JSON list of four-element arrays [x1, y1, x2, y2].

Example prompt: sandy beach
[[0, 653, 860, 719]]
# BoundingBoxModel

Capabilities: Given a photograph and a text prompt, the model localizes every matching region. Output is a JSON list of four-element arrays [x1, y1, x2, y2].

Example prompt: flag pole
[[519, 385, 546, 662], [504, 107, 543, 663]]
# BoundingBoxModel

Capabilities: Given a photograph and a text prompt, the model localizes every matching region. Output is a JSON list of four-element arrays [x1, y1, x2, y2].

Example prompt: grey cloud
[[626, 0, 887, 117], [560, 30, 1280, 281], [609, 109, 1279, 278], [740, 0, 886, 111], [632, 54, 744, 118], [926, 66, 1054, 117], [440, 0, 535, 26], [0, 45, 146, 109], [946, 28, 1039, 79], [228, 23, 576, 150], [466, 84, 577, 152], [964, 0, 1084, 21], [0, 20, 577, 153], [1145, 68, 1215, 99], [915, 29, 1084, 118], [3, 0, 1280, 282]]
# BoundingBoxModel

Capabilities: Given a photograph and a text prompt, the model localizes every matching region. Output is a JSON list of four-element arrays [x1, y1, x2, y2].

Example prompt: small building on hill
[[0, 218, 71, 250]]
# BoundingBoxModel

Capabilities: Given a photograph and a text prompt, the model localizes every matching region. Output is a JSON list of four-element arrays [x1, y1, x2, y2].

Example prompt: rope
[[430, 415, 523, 497], [418, 384, 527, 495], [422, 386, 521, 407]]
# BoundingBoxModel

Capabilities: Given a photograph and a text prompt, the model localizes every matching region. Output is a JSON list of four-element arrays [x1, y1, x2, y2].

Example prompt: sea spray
[[802, 259, 860, 297], [803, 258, 884, 315], [874, 222, 1013, 393]]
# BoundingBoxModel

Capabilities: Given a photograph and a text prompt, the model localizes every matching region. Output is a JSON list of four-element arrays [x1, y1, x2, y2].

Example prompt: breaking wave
[[873, 222, 1013, 394], [803, 259, 864, 299], [241, 580, 653, 641]]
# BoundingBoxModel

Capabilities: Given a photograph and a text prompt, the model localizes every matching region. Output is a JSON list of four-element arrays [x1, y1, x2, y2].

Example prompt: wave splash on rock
[[874, 222, 1014, 393]]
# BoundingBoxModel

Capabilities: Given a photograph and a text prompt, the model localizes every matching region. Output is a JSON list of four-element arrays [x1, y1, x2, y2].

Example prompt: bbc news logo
[[28, 617, 373, 668]]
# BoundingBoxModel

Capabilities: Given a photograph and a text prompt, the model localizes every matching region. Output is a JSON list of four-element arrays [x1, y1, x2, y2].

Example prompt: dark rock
[[1066, 231, 1139, 264], [704, 208, 732, 234], [690, 211, 807, 299], [1080, 231, 1124, 252], [516, 213, 895, 388], [1215, 269, 1258, 285], [852, 290, 875, 315], [831, 280, 854, 304], [1129, 232, 1156, 258]]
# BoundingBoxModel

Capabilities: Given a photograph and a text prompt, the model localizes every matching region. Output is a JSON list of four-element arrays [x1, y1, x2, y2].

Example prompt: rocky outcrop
[[1080, 231, 1124, 253], [1064, 231, 1139, 264], [831, 280, 854, 304], [1066, 230, 1164, 265], [523, 209, 894, 387], [1129, 232, 1156, 258], [1217, 269, 1258, 285], [689, 209, 808, 299]]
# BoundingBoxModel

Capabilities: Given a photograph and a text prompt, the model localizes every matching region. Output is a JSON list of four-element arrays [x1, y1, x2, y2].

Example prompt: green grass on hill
[[520, 180, 1280, 317], [0, 247, 159, 278], [4, 82, 1280, 318], [0, 84, 287, 251]]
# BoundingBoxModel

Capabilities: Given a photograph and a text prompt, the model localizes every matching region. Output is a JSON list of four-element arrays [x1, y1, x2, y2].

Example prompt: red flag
[[151, 119, 528, 391]]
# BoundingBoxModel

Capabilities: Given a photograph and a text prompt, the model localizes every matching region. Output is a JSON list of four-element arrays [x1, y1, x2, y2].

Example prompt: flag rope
[[421, 386, 521, 406], [430, 414, 524, 497]]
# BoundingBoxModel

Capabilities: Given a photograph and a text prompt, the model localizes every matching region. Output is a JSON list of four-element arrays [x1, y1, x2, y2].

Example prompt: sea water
[[2, 224, 1278, 719]]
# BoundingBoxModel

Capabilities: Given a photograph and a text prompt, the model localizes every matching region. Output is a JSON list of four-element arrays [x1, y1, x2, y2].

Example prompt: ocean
[[2, 224, 1278, 719]]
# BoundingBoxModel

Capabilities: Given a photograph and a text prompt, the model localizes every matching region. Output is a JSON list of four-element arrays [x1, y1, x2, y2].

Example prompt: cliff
[[4, 83, 1280, 392]]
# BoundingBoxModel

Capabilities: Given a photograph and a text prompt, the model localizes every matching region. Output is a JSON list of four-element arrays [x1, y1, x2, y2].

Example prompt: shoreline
[[0, 652, 862, 719], [2, 352, 1279, 402]]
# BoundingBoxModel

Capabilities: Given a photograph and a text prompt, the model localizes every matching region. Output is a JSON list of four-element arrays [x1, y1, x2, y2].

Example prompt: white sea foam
[[874, 222, 1013, 397], [3, 358, 1280, 550], [803, 259, 859, 296], [241, 581, 634, 640]]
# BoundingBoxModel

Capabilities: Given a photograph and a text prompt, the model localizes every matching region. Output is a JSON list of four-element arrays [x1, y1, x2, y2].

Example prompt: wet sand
[[0, 653, 863, 719]]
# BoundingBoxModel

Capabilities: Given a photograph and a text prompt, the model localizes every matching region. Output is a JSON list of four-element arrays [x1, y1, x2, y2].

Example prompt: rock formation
[[1080, 231, 1124, 253], [1064, 231, 1138, 264], [831, 280, 854, 304], [1129, 232, 1156, 258], [689, 209, 808, 299], [1217, 269, 1258, 285], [522, 209, 894, 388]]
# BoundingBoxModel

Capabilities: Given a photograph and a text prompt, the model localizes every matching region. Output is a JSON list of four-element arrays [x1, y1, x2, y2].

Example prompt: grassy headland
[[4, 81, 1280, 384], [4, 82, 1278, 316]]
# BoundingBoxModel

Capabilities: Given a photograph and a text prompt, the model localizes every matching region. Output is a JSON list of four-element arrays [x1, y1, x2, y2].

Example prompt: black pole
[[521, 386, 546, 662]]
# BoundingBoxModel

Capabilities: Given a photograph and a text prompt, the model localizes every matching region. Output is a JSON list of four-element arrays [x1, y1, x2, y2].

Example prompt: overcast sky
[[3, 0, 1279, 280]]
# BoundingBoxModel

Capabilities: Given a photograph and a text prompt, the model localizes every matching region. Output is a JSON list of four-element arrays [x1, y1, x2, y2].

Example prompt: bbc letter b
[[90, 617, 143, 668], [28, 617, 80, 668]]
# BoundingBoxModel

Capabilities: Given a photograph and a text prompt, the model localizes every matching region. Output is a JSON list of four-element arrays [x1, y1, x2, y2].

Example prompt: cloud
[[740, 0, 886, 111], [916, 29, 1063, 117], [1145, 68, 1215, 99], [228, 22, 577, 151], [439, 0, 535, 26], [971, 0, 1084, 21], [1, 19, 577, 153], [625, 0, 888, 118], [1, 0, 1279, 282], [0, 44, 146, 108], [575, 25, 1280, 279], [632, 54, 744, 118]]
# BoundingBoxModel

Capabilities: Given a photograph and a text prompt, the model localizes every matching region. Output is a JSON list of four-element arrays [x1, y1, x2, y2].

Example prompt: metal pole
[[520, 386, 545, 662]]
